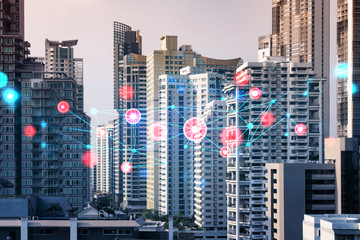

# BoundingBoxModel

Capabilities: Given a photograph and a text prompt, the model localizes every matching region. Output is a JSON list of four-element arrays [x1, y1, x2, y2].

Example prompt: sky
[[25, 0, 338, 137]]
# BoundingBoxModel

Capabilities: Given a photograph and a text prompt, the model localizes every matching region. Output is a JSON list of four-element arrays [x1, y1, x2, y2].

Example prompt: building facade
[[94, 123, 114, 194], [146, 36, 195, 210], [258, 35, 272, 62], [272, 0, 330, 138], [121, 53, 147, 211], [224, 59, 324, 239], [303, 214, 360, 240], [265, 163, 336, 240]]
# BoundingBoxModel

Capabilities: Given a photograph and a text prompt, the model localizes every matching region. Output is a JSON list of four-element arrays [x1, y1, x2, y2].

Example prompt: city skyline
[[24, 0, 338, 137]]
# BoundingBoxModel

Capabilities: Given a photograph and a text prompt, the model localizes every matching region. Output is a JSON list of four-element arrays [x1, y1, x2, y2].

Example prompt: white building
[[224, 59, 324, 239], [94, 123, 114, 194], [303, 214, 360, 240]]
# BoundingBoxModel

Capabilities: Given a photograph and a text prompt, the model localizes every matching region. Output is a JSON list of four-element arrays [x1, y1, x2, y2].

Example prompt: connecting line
[[136, 133, 185, 150], [91, 138, 97, 145], [274, 102, 288, 115], [94, 114, 100, 126], [237, 101, 273, 113], [166, 123, 183, 128], [132, 125, 135, 149], [129, 152, 135, 162], [237, 114, 248, 125], [204, 136, 222, 150], [108, 135, 132, 151], [274, 92, 288, 102], [132, 162, 167, 168], [173, 108, 187, 121], [59, 132, 87, 147], [69, 111, 97, 129], [177, 106, 229, 113], [237, 98, 250, 111], [250, 115, 287, 144], [136, 151, 164, 163], [62, 127, 95, 133], [206, 114, 228, 125], [114, 120, 127, 127], [250, 104, 273, 141]]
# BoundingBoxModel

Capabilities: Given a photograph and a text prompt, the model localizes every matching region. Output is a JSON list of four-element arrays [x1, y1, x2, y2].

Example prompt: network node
[[121, 162, 133, 174], [119, 85, 134, 100], [24, 125, 36, 137], [294, 123, 307, 136], [286, 113, 291, 118], [40, 121, 47, 128], [170, 105, 176, 109], [285, 132, 289, 137], [271, 100, 276, 104], [183, 117, 207, 141], [97, 127, 107, 138], [86, 145, 91, 149], [82, 151, 97, 168], [235, 71, 250, 86], [247, 123, 254, 130], [246, 142, 250, 147], [150, 122, 167, 141], [221, 127, 242, 148], [41, 142, 47, 149], [184, 145, 188, 149], [220, 147, 230, 158], [57, 101, 70, 114], [90, 107, 98, 115], [126, 109, 141, 124], [132, 149, 137, 153], [2, 89, 19, 104], [261, 112, 275, 127], [249, 87, 262, 100]]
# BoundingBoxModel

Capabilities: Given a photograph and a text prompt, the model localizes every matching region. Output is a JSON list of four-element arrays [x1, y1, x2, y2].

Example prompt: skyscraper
[[258, 35, 272, 62], [121, 53, 147, 211], [112, 22, 142, 207], [146, 36, 195, 210], [94, 123, 114, 194], [272, 0, 330, 137], [224, 59, 324, 239]]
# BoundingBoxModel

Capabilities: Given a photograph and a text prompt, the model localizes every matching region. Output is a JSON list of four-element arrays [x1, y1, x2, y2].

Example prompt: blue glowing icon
[[41, 142, 47, 149], [86, 144, 91, 150], [2, 89, 19, 104], [0, 72, 8, 88], [303, 91, 309, 97], [336, 63, 349, 79], [90, 108, 98, 115], [40, 121, 47, 128], [352, 83, 358, 94]]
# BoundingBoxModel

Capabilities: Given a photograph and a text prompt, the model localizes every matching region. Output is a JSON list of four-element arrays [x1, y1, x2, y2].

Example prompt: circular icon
[[82, 151, 97, 168], [120, 85, 134, 100], [24, 125, 36, 137], [97, 127, 107, 138], [126, 109, 141, 124], [183, 117, 207, 141], [121, 162, 133, 174], [221, 127, 242, 148], [0, 72, 8, 88], [57, 101, 70, 114], [2, 89, 19, 104], [294, 123, 307, 136], [150, 122, 167, 141], [249, 87, 262, 100], [261, 112, 275, 127], [220, 147, 230, 158]]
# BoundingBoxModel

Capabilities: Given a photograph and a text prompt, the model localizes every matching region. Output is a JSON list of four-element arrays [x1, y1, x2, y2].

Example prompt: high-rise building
[[258, 35, 272, 62], [121, 53, 147, 211], [113, 21, 142, 110], [146, 36, 195, 210], [157, 73, 196, 217], [194, 100, 227, 238], [325, 137, 360, 214], [272, 0, 330, 138], [265, 163, 336, 240], [224, 59, 324, 239], [45, 39, 78, 79], [94, 123, 114, 194], [303, 214, 360, 240], [112, 22, 142, 207]]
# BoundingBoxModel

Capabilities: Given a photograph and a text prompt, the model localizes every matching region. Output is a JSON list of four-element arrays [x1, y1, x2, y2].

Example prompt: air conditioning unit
[[32, 216, 39, 220]]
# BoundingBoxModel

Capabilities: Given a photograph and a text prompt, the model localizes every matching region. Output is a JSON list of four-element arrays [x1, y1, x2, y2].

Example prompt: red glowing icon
[[261, 112, 275, 127], [235, 71, 250, 86], [82, 151, 97, 168], [120, 85, 134, 100], [220, 147, 230, 158], [183, 117, 207, 141], [249, 87, 262, 100], [150, 122, 167, 141], [121, 162, 133, 174], [294, 123, 307, 136], [57, 101, 70, 114], [24, 125, 36, 137], [97, 127, 107, 138], [221, 127, 242, 148], [126, 109, 141, 124]]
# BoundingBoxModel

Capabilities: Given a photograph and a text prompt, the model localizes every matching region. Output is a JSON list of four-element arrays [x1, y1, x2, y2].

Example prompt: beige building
[[272, 0, 330, 138], [265, 163, 335, 240], [146, 36, 195, 210]]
